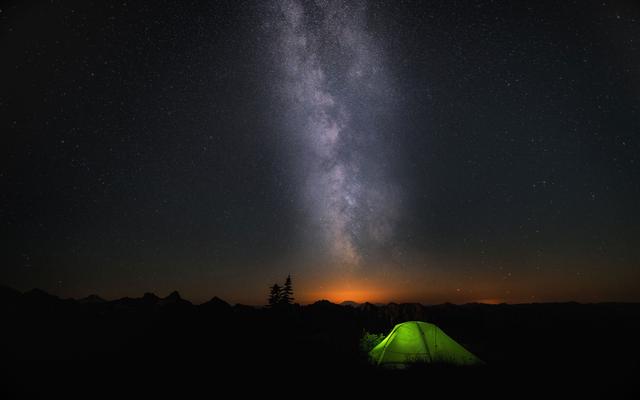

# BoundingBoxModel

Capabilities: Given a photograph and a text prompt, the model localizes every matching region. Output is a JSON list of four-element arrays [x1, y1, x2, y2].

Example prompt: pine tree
[[280, 274, 294, 305], [268, 284, 282, 307]]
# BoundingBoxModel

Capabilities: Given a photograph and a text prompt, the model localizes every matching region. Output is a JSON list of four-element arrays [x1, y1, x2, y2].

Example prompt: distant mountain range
[[0, 285, 446, 310], [3, 285, 635, 326], [3, 285, 634, 310]]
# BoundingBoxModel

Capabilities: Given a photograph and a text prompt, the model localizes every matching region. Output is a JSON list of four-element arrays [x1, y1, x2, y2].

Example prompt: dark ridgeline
[[0, 285, 639, 396]]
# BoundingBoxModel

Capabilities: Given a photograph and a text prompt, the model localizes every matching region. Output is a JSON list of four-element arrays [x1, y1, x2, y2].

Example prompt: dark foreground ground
[[1, 286, 639, 398]]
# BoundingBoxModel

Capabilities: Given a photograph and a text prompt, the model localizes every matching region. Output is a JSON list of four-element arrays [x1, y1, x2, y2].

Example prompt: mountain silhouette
[[78, 294, 106, 304], [158, 290, 191, 307], [200, 296, 231, 312]]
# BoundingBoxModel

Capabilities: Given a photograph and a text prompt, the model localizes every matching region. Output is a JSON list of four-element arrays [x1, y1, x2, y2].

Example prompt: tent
[[369, 321, 483, 367]]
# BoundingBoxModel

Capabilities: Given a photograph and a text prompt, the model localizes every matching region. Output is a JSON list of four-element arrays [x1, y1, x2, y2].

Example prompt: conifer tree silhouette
[[268, 283, 282, 307], [280, 274, 294, 305]]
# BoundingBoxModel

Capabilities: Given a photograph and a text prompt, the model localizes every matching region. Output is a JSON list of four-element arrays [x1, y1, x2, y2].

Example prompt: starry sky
[[2, 0, 639, 304]]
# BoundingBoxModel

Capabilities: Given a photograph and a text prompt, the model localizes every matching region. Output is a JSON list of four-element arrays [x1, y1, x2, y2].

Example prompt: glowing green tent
[[369, 321, 483, 367]]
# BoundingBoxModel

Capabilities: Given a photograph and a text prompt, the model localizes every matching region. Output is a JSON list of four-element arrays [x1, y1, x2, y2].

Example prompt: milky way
[[274, 0, 400, 266]]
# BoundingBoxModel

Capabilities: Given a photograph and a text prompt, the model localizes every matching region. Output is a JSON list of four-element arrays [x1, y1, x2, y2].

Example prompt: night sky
[[2, 0, 639, 304]]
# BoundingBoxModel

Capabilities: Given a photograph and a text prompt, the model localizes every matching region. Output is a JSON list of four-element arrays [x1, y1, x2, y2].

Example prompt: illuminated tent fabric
[[369, 321, 482, 367]]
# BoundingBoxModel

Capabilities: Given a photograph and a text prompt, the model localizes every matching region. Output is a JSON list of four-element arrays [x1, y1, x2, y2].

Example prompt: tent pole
[[416, 322, 432, 362], [377, 325, 397, 366]]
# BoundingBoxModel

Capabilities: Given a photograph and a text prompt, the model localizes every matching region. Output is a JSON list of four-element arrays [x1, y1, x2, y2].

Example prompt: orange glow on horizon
[[306, 289, 383, 304], [301, 275, 458, 304], [472, 298, 503, 305], [303, 279, 393, 304], [256, 256, 640, 305]]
